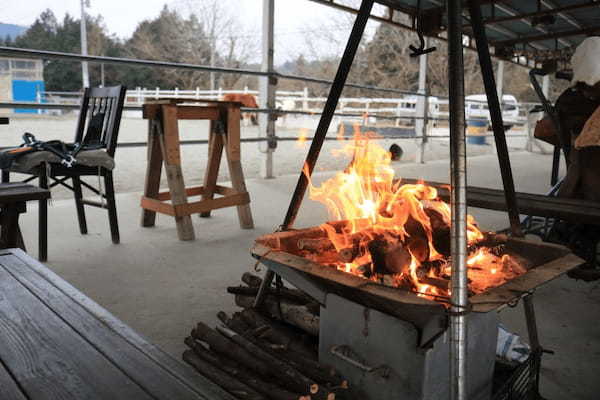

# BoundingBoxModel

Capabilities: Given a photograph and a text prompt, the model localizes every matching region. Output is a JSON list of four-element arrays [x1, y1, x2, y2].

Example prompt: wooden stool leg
[[162, 105, 195, 240], [225, 106, 254, 229], [141, 119, 164, 227], [200, 120, 224, 218]]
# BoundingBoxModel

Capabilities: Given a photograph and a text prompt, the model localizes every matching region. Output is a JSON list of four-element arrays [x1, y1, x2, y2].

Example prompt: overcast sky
[[1, 0, 380, 63]]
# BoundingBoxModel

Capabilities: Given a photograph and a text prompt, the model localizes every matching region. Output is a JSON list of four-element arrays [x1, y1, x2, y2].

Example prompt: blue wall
[[12, 80, 45, 113]]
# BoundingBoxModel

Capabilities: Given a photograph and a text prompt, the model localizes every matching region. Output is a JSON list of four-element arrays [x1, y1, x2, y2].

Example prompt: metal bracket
[[330, 345, 392, 378]]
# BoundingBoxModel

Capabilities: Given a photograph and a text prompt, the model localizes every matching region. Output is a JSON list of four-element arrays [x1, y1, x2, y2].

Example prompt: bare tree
[[175, 0, 259, 89]]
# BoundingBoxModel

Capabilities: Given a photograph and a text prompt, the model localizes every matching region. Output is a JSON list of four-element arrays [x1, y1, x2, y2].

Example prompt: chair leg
[[38, 165, 48, 262], [72, 176, 88, 235], [2, 170, 9, 183], [104, 171, 120, 244]]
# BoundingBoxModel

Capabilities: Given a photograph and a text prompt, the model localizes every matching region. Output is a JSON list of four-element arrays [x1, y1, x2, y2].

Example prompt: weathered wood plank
[[0, 359, 28, 400], [0, 261, 154, 400], [2, 249, 235, 400]]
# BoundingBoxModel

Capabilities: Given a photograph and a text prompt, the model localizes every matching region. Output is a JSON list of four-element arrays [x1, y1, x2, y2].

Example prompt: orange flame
[[304, 131, 523, 299], [296, 129, 308, 148]]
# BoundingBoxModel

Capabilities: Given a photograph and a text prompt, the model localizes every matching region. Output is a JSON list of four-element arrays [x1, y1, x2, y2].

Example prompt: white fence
[[39, 87, 533, 126]]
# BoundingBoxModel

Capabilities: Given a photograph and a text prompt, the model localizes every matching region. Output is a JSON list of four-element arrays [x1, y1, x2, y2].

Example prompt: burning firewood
[[368, 239, 412, 275]]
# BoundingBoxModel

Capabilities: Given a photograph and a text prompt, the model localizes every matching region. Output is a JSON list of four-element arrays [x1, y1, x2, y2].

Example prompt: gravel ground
[[1, 113, 532, 199]]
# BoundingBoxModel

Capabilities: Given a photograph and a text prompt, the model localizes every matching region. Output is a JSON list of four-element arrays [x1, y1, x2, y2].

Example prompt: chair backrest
[[74, 85, 127, 157]]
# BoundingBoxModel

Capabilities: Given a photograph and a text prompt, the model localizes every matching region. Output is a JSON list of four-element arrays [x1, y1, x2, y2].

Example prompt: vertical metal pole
[[80, 0, 90, 88], [259, 0, 276, 179], [468, 1, 523, 237], [282, 0, 374, 229], [496, 60, 504, 100], [447, 2, 468, 400], [415, 38, 429, 164]]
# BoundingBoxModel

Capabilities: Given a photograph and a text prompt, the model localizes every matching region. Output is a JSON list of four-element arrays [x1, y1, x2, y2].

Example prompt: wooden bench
[[0, 248, 234, 400], [402, 178, 600, 226], [0, 183, 50, 261]]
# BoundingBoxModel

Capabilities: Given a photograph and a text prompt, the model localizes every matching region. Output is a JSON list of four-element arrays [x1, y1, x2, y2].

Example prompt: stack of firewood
[[183, 273, 350, 400]]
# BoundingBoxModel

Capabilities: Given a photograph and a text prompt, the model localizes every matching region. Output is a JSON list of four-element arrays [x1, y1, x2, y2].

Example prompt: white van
[[465, 94, 520, 130]]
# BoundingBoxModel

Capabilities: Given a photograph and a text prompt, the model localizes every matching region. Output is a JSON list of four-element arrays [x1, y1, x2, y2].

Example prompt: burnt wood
[[0, 248, 234, 400]]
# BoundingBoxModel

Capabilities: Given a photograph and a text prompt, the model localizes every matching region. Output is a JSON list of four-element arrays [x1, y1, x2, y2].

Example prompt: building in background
[[0, 57, 45, 113]]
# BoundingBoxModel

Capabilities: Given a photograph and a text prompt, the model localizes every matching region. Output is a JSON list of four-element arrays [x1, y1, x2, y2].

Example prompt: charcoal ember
[[368, 239, 412, 275]]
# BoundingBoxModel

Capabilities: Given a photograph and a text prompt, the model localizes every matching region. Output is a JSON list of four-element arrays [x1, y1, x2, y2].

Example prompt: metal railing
[[0, 46, 533, 161]]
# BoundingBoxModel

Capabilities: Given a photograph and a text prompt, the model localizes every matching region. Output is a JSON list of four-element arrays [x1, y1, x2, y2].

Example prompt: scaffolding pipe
[[447, 1, 468, 400], [259, 0, 276, 178]]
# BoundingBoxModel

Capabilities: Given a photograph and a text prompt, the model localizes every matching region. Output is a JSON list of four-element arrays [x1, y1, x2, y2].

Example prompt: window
[[11, 60, 36, 70]]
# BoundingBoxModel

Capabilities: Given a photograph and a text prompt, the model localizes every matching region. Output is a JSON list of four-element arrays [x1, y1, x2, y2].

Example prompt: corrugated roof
[[310, 0, 600, 66]]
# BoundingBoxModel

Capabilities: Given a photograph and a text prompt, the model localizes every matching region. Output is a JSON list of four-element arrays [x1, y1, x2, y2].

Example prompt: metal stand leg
[[255, 0, 375, 309], [468, 0, 522, 238], [253, 269, 275, 308], [281, 0, 375, 230]]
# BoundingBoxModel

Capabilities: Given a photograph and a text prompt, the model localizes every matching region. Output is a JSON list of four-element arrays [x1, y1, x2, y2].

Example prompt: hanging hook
[[409, 0, 437, 57]]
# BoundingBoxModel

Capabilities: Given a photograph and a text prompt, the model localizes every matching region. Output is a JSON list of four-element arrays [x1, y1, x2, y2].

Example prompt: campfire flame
[[303, 131, 525, 299]]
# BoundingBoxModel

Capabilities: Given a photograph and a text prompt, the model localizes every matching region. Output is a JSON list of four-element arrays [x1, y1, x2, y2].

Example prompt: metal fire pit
[[252, 228, 582, 400]]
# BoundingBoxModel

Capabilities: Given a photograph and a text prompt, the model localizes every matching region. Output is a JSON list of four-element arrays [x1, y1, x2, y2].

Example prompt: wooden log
[[192, 323, 271, 376], [218, 315, 345, 388], [227, 285, 310, 305], [217, 311, 251, 333], [242, 272, 263, 287], [368, 239, 412, 275], [297, 238, 335, 253], [269, 346, 348, 388], [216, 326, 335, 400], [182, 350, 266, 400], [239, 309, 318, 361], [424, 207, 451, 257], [185, 337, 309, 400], [235, 295, 320, 336]]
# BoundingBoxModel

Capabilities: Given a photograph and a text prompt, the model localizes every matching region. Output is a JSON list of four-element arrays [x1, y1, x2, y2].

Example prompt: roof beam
[[477, 1, 597, 25], [492, 25, 600, 47], [541, 0, 585, 30]]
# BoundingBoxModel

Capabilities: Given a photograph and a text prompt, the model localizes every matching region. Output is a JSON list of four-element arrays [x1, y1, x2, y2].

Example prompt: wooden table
[[0, 249, 234, 400], [0, 183, 50, 261]]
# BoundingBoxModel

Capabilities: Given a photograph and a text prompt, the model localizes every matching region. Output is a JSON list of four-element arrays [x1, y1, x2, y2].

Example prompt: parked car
[[465, 94, 520, 130]]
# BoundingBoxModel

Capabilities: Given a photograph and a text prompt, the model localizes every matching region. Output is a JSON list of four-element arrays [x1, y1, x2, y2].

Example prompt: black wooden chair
[[2, 86, 126, 258]]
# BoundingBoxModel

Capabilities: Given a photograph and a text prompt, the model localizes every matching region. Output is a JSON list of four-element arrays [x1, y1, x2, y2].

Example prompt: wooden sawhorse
[[140, 100, 254, 240]]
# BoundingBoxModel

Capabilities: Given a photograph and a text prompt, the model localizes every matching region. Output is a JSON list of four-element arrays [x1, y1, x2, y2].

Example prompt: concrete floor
[[16, 151, 599, 399]]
